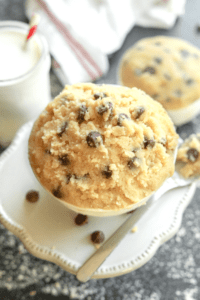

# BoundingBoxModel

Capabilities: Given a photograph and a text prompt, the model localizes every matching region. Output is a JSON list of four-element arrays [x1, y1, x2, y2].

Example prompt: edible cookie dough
[[119, 36, 200, 110], [28, 83, 178, 211], [177, 133, 200, 178]]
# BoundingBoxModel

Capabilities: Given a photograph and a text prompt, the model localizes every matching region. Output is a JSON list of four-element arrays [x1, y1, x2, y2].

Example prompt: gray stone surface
[[0, 0, 200, 299]]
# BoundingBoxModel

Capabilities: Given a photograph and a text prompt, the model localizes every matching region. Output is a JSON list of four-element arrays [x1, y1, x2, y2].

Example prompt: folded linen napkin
[[25, 0, 186, 85]]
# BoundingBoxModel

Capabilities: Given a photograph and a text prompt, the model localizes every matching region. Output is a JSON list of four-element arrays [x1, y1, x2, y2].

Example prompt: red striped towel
[[25, 0, 186, 86]]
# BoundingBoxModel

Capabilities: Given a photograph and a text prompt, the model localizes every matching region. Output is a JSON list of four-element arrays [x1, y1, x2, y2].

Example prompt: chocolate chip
[[52, 187, 62, 198], [86, 131, 103, 147], [187, 148, 199, 162], [117, 113, 129, 126], [97, 102, 113, 117], [152, 94, 159, 100], [154, 57, 162, 64], [91, 231, 105, 244], [93, 92, 107, 100], [66, 173, 72, 184], [57, 121, 68, 137], [166, 97, 171, 102], [45, 149, 51, 154], [143, 66, 156, 75], [58, 154, 70, 166], [26, 190, 39, 203], [102, 166, 112, 179], [164, 73, 171, 81], [75, 214, 88, 226], [185, 78, 194, 86], [180, 49, 190, 58], [135, 106, 145, 119], [77, 105, 88, 124], [196, 25, 200, 32], [174, 89, 182, 97], [144, 137, 155, 149], [127, 157, 138, 169]]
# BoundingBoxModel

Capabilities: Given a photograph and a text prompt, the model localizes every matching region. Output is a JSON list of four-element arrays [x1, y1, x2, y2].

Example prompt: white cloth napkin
[[25, 0, 186, 86]]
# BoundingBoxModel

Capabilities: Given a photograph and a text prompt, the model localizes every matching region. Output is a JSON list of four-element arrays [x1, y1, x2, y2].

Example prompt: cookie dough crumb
[[25, 190, 39, 203], [131, 226, 138, 233], [176, 133, 200, 178]]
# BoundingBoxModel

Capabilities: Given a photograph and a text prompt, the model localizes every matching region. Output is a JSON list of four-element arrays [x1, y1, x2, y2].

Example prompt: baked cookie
[[119, 36, 200, 111], [28, 83, 178, 211], [177, 133, 200, 178]]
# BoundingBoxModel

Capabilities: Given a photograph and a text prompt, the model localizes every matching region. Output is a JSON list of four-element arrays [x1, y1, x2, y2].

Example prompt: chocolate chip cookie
[[119, 36, 200, 110]]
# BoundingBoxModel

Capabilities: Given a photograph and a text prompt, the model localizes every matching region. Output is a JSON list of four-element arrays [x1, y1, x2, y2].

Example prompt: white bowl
[[29, 84, 178, 217]]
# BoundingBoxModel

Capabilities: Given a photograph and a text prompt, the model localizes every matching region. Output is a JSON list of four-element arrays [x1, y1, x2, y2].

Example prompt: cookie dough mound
[[177, 133, 200, 178], [28, 83, 178, 211], [119, 36, 200, 110]]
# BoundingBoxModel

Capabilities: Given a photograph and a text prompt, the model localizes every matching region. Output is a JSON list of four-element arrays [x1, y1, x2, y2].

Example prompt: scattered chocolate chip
[[154, 57, 162, 64], [180, 49, 190, 58], [134, 69, 143, 76], [66, 173, 72, 184], [75, 214, 88, 226], [135, 106, 145, 119], [57, 121, 68, 137], [52, 187, 62, 198], [187, 148, 199, 162], [93, 92, 107, 100], [144, 137, 155, 149], [164, 73, 171, 81], [196, 25, 200, 32], [97, 102, 113, 117], [143, 66, 156, 75], [166, 97, 171, 102], [58, 154, 70, 166], [26, 190, 39, 203], [91, 231, 105, 244], [185, 78, 194, 86], [102, 166, 112, 179], [77, 105, 88, 124], [128, 157, 139, 169], [86, 131, 103, 147], [117, 113, 129, 126], [174, 89, 182, 97]]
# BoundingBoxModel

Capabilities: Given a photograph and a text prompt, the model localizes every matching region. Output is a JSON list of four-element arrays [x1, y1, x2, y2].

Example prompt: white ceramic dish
[[0, 122, 196, 279]]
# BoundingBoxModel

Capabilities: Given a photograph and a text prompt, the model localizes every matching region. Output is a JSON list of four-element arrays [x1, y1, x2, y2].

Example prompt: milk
[[0, 21, 51, 145], [0, 31, 41, 80]]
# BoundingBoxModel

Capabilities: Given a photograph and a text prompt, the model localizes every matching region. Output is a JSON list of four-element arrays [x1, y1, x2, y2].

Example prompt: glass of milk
[[0, 21, 51, 146]]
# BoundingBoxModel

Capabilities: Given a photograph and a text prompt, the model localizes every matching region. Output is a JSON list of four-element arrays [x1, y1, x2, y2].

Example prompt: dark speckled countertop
[[0, 0, 200, 299]]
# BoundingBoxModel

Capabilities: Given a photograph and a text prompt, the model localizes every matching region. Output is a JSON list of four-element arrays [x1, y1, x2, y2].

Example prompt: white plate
[[0, 121, 196, 279]]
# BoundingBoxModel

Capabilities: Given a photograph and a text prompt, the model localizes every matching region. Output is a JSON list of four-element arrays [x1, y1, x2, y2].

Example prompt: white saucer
[[0, 121, 196, 279]]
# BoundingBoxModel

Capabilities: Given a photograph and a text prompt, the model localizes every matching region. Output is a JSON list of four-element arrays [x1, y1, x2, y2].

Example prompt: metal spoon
[[76, 165, 199, 282]]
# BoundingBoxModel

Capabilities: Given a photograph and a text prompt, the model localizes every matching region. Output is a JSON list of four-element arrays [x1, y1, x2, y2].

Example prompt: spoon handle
[[76, 201, 152, 282]]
